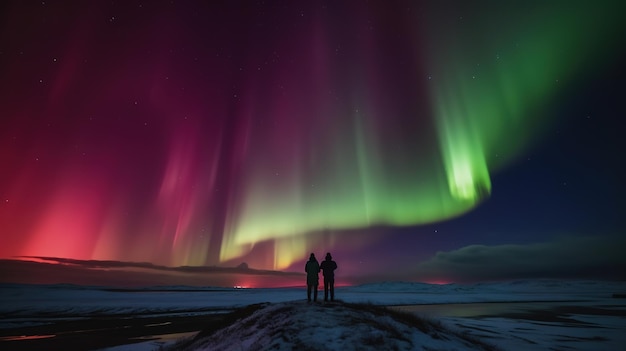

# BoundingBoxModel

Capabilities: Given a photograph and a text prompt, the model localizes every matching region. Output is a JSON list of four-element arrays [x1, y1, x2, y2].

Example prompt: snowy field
[[1, 280, 625, 350]]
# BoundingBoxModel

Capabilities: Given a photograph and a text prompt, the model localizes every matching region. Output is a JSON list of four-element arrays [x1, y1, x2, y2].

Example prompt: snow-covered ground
[[1, 280, 625, 350], [170, 300, 497, 351]]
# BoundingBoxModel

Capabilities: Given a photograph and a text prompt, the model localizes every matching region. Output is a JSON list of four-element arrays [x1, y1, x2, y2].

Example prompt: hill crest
[[167, 300, 500, 351]]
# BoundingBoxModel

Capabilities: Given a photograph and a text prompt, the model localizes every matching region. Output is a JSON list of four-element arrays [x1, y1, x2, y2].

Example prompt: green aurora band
[[430, 2, 621, 204], [220, 2, 623, 268]]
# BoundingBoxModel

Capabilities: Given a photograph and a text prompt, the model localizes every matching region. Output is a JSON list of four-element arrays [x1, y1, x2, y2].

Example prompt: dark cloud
[[17, 256, 300, 276], [0, 257, 302, 287], [414, 236, 626, 283]]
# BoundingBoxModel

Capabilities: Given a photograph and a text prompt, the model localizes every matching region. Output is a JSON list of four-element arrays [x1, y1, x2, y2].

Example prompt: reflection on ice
[[1, 334, 55, 341]]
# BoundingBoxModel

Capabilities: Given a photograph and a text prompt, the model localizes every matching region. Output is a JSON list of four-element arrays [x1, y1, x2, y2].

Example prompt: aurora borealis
[[1, 1, 625, 286]]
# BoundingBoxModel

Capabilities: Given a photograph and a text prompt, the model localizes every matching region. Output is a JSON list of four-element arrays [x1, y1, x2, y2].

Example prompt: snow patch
[[169, 301, 498, 351]]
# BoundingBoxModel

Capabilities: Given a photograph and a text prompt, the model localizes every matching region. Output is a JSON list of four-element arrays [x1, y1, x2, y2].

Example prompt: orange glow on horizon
[[423, 279, 453, 285]]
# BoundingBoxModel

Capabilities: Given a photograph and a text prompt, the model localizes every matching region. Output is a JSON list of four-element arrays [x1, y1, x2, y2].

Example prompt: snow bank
[[170, 301, 498, 351]]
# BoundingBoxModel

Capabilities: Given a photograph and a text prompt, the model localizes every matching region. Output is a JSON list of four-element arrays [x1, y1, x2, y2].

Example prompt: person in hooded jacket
[[319, 252, 338, 301], [304, 253, 320, 302]]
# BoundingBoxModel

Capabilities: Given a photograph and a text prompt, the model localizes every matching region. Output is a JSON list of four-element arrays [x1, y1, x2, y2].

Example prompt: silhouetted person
[[304, 253, 320, 302], [320, 252, 337, 301]]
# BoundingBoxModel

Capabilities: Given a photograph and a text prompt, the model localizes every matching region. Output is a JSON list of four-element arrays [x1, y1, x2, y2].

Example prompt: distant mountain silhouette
[[15, 256, 297, 275], [0, 257, 303, 287]]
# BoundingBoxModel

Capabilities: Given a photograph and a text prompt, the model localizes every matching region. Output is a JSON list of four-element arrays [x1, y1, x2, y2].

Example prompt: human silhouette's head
[[310, 253, 316, 260], [325, 252, 332, 260]]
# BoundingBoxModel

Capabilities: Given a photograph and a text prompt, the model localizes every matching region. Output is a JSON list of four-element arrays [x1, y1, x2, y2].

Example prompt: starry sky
[[1, 0, 625, 287]]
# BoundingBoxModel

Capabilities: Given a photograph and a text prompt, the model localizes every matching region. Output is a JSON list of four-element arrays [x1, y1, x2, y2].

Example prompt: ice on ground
[[2, 279, 622, 320], [2, 279, 625, 351]]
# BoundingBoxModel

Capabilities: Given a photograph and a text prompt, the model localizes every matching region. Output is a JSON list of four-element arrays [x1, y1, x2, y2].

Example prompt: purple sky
[[1, 1, 624, 286]]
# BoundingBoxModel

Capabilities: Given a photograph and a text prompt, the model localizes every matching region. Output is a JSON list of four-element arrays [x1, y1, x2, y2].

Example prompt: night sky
[[1, 1, 625, 286]]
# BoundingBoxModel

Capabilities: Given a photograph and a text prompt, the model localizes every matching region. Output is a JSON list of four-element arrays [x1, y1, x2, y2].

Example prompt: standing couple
[[305, 252, 337, 302]]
